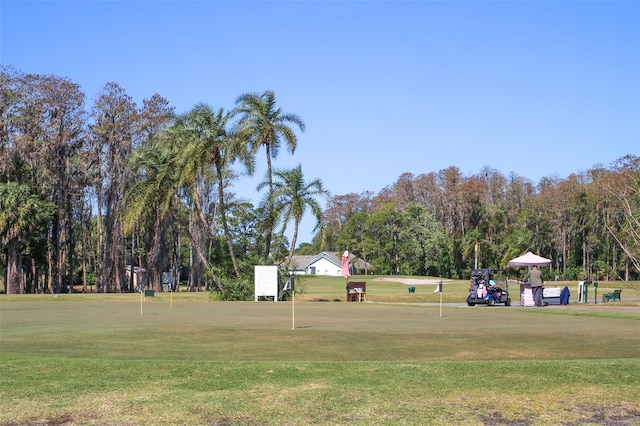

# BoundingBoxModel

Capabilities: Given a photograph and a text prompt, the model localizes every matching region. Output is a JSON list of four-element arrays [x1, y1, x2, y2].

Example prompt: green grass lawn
[[1, 276, 639, 425]]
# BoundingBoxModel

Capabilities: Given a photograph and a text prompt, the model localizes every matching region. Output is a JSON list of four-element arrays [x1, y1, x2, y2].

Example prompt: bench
[[346, 281, 366, 302], [602, 289, 622, 303]]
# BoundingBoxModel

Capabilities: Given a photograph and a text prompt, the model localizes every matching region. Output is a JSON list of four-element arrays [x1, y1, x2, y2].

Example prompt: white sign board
[[254, 265, 278, 302]]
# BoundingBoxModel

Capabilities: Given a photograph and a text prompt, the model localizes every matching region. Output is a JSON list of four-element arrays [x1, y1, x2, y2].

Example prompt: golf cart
[[466, 268, 511, 306]]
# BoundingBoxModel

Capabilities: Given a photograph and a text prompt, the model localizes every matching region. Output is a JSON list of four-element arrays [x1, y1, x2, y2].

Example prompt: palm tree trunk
[[170, 208, 224, 292], [288, 217, 300, 263], [264, 144, 274, 258], [216, 166, 240, 277], [6, 240, 22, 294]]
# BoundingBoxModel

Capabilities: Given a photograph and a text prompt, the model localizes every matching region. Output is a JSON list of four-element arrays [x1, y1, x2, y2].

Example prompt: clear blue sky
[[2, 1, 639, 245]]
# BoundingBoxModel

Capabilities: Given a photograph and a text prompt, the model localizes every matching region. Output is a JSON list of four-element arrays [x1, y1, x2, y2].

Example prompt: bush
[[562, 266, 586, 281], [210, 277, 254, 301]]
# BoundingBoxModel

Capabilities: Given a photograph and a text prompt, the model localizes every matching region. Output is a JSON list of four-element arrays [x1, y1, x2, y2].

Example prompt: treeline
[[1, 66, 638, 295], [0, 66, 329, 295], [312, 160, 640, 282]]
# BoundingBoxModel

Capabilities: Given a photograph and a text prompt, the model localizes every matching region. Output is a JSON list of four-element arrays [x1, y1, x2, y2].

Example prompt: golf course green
[[1, 277, 638, 425]]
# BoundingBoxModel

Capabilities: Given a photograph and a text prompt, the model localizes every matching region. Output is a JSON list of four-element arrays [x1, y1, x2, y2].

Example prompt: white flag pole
[[474, 240, 478, 270], [439, 281, 443, 318], [292, 286, 295, 330]]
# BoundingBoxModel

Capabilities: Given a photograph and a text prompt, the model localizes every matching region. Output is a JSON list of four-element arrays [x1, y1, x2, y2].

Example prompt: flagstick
[[474, 239, 478, 270], [140, 288, 143, 315], [292, 288, 295, 330], [439, 280, 443, 318]]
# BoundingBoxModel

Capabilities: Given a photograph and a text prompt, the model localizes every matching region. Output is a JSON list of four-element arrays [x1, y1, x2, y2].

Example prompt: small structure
[[126, 265, 147, 291], [346, 281, 366, 302]]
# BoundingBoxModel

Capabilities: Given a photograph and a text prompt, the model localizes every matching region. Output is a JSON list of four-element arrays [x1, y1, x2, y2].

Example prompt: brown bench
[[346, 281, 366, 302]]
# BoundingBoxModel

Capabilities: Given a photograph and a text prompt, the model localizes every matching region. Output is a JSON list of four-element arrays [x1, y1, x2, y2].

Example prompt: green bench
[[602, 289, 621, 303]]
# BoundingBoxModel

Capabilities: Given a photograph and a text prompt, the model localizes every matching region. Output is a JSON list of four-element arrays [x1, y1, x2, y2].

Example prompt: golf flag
[[283, 276, 296, 330], [284, 276, 295, 291], [341, 250, 351, 280], [474, 239, 479, 269], [435, 280, 444, 318]]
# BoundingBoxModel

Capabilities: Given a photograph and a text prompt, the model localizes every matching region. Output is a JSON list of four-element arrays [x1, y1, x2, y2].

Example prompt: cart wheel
[[467, 302, 475, 306], [505, 298, 511, 306], [487, 298, 496, 306]]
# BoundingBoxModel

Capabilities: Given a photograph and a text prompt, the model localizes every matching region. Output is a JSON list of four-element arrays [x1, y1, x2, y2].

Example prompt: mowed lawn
[[1, 277, 639, 425]]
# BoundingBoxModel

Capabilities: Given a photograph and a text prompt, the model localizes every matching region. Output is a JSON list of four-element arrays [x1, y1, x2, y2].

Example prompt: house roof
[[310, 251, 342, 268], [288, 252, 340, 271], [289, 255, 316, 271], [289, 251, 370, 271]]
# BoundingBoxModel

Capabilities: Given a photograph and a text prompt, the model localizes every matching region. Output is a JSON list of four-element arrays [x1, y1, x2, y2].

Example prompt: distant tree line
[[312, 159, 640, 282], [1, 66, 638, 295]]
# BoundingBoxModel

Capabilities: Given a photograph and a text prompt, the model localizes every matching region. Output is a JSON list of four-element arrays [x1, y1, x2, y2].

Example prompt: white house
[[288, 251, 369, 276]]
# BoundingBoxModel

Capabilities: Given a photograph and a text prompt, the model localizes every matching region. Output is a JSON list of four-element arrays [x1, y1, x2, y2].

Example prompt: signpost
[[254, 266, 278, 302]]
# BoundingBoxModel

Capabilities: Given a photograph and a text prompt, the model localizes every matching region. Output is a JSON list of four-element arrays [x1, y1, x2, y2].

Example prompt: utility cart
[[467, 268, 511, 306]]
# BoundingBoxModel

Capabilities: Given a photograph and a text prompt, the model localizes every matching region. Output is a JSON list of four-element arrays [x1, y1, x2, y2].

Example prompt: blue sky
[[2, 1, 639, 245]]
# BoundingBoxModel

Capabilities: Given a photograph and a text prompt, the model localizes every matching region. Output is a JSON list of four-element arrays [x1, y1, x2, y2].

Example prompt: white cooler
[[543, 287, 562, 305]]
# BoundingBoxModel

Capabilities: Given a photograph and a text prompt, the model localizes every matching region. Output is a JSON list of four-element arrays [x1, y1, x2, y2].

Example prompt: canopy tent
[[509, 252, 552, 307], [508, 252, 552, 267]]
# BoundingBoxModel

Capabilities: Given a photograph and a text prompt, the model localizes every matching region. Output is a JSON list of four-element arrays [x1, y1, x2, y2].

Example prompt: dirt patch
[[564, 404, 640, 425]]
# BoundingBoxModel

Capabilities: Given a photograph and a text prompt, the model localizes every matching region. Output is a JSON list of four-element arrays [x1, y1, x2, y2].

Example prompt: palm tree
[[234, 91, 305, 258], [174, 104, 253, 278], [123, 136, 180, 292], [260, 165, 329, 262], [0, 183, 55, 293]]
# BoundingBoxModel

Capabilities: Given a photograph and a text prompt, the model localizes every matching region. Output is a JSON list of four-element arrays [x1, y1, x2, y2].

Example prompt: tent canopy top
[[508, 252, 552, 267]]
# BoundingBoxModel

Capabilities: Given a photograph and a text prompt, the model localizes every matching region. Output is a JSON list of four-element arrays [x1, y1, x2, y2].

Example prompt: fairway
[[1, 296, 639, 425], [1, 298, 639, 362]]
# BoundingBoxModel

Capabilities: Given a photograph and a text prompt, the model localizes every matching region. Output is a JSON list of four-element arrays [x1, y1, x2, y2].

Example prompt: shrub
[[210, 277, 254, 301]]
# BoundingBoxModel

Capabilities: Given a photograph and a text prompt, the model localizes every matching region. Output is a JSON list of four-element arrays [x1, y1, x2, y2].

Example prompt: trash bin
[[582, 280, 591, 303], [408, 286, 416, 293]]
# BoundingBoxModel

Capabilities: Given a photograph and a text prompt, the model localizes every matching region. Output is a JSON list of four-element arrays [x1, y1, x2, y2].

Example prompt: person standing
[[525, 265, 544, 307]]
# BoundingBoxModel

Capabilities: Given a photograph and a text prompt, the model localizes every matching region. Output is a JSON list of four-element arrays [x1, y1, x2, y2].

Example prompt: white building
[[288, 251, 369, 276]]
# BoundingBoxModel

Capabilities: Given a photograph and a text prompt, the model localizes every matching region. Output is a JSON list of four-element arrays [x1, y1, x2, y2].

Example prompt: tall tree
[[88, 82, 138, 292], [34, 74, 87, 293], [593, 155, 640, 278], [336, 211, 374, 274], [0, 67, 87, 293], [262, 165, 328, 263], [174, 104, 253, 278], [0, 183, 54, 293], [234, 91, 305, 258], [124, 138, 179, 291], [397, 203, 447, 276], [366, 203, 402, 275], [322, 192, 374, 252], [123, 94, 175, 292]]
